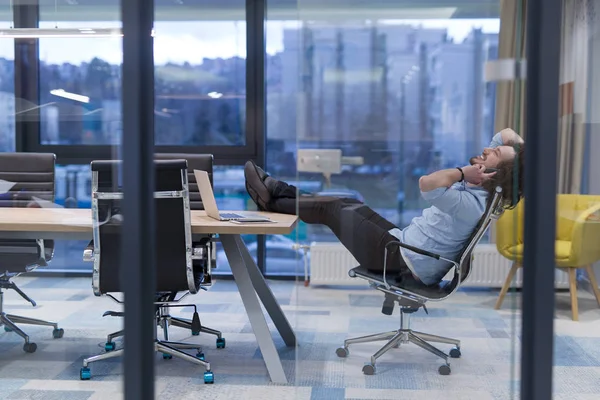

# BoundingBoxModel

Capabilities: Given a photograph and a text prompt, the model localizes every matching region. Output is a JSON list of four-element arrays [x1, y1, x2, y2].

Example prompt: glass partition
[[551, 0, 600, 395], [0, 0, 127, 395], [287, 1, 526, 398], [1, 0, 581, 397]]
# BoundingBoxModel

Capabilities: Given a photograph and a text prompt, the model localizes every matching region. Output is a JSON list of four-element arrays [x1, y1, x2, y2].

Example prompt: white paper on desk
[[31, 196, 70, 211], [0, 179, 16, 194]]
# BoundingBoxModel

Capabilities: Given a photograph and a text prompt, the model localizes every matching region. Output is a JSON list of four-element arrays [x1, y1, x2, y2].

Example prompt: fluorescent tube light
[[0, 28, 155, 38], [50, 89, 90, 103]]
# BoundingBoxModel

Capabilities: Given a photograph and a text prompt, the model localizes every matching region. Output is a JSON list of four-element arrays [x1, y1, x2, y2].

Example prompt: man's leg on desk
[[244, 161, 410, 276]]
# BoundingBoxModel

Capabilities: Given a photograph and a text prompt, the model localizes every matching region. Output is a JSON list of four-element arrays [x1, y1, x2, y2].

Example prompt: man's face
[[469, 145, 516, 168]]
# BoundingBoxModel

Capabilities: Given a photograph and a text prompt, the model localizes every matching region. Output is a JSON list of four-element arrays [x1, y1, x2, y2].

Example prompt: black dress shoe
[[244, 161, 271, 211]]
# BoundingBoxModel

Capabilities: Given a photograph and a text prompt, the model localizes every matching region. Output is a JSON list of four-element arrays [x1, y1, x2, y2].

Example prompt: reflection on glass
[[0, 23, 15, 153], [38, 21, 121, 146], [37, 18, 246, 146], [265, 17, 500, 273], [47, 165, 265, 275], [154, 20, 247, 146]]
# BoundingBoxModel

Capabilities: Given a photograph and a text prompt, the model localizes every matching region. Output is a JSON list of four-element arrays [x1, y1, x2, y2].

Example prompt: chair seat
[[504, 240, 572, 263], [351, 266, 455, 300]]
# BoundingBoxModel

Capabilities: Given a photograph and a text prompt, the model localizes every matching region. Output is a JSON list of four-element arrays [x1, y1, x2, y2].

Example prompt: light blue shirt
[[389, 132, 504, 285]]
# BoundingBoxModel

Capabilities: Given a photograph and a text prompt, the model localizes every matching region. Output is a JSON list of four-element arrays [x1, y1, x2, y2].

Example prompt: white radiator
[[308, 242, 570, 289], [465, 244, 569, 288], [308, 242, 366, 286]]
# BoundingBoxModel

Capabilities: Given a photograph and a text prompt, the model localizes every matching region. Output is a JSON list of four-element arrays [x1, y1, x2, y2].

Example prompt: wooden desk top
[[0, 208, 298, 236]]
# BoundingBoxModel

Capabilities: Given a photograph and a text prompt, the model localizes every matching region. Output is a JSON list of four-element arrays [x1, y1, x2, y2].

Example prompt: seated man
[[245, 129, 525, 286]]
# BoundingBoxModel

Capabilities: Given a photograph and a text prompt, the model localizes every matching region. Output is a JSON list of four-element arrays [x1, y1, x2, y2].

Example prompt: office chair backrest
[[90, 159, 198, 295], [0, 153, 56, 273], [0, 152, 55, 207], [154, 153, 214, 210], [449, 187, 504, 288]]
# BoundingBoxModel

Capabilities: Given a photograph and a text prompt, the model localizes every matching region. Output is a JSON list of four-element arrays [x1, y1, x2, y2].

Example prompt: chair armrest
[[82, 240, 94, 262], [385, 240, 447, 261], [382, 241, 457, 289], [191, 237, 213, 260], [191, 245, 207, 260], [570, 203, 600, 265]]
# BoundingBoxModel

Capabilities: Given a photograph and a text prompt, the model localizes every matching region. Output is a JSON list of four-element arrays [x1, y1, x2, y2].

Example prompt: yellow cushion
[[555, 240, 572, 261], [502, 240, 572, 263]]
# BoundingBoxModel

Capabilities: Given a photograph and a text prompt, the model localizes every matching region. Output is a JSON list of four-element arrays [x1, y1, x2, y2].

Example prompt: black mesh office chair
[[80, 159, 219, 384], [336, 187, 504, 376], [0, 153, 64, 353]]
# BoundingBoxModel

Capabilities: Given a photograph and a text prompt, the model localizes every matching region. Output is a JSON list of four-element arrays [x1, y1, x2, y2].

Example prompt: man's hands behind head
[[462, 164, 496, 185]]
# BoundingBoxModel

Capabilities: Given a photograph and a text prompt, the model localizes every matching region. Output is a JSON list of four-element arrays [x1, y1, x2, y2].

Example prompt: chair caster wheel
[[196, 352, 205, 361], [439, 364, 451, 375], [105, 342, 116, 352], [203, 371, 214, 384], [449, 347, 461, 358], [362, 364, 376, 375], [192, 331, 200, 336], [80, 367, 91, 380], [23, 342, 37, 353], [216, 337, 226, 349], [4, 326, 12, 333], [335, 347, 349, 358], [52, 328, 64, 339], [162, 353, 173, 360]]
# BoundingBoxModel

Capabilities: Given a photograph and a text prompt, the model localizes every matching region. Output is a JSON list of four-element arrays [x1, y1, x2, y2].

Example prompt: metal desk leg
[[234, 235, 296, 347], [220, 234, 288, 384]]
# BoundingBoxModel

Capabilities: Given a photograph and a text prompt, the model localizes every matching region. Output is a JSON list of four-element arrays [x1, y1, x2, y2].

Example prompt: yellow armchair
[[494, 195, 600, 321]]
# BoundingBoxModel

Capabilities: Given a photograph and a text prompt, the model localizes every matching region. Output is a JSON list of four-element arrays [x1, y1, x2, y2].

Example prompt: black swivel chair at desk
[[0, 153, 64, 353], [80, 159, 219, 383], [336, 187, 504, 376], [154, 153, 219, 336], [154, 153, 217, 286]]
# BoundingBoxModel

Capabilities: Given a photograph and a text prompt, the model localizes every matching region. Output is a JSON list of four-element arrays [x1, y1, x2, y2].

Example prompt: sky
[[0, 19, 500, 65]]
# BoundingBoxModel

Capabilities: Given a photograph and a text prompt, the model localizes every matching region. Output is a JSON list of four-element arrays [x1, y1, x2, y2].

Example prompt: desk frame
[[221, 235, 296, 383]]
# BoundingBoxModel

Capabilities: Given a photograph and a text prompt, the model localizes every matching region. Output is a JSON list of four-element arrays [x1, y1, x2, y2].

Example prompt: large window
[[20, 1, 255, 164], [37, 19, 246, 147], [14, 2, 502, 276], [264, 14, 501, 273], [33, 2, 256, 273], [154, 21, 247, 147], [38, 21, 122, 146]]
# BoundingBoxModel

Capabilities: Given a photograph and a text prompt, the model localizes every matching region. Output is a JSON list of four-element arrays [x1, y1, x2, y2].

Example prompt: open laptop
[[193, 169, 272, 222]]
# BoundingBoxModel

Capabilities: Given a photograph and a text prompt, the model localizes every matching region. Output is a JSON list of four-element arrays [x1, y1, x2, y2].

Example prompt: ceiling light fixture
[[50, 89, 90, 103], [0, 28, 156, 39]]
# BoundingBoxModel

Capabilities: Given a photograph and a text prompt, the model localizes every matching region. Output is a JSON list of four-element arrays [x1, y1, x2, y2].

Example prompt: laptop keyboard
[[219, 212, 245, 219]]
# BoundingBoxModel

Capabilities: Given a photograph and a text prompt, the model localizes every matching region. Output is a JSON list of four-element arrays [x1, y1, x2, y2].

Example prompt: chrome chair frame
[[80, 163, 221, 383], [336, 187, 505, 375], [0, 242, 63, 353]]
